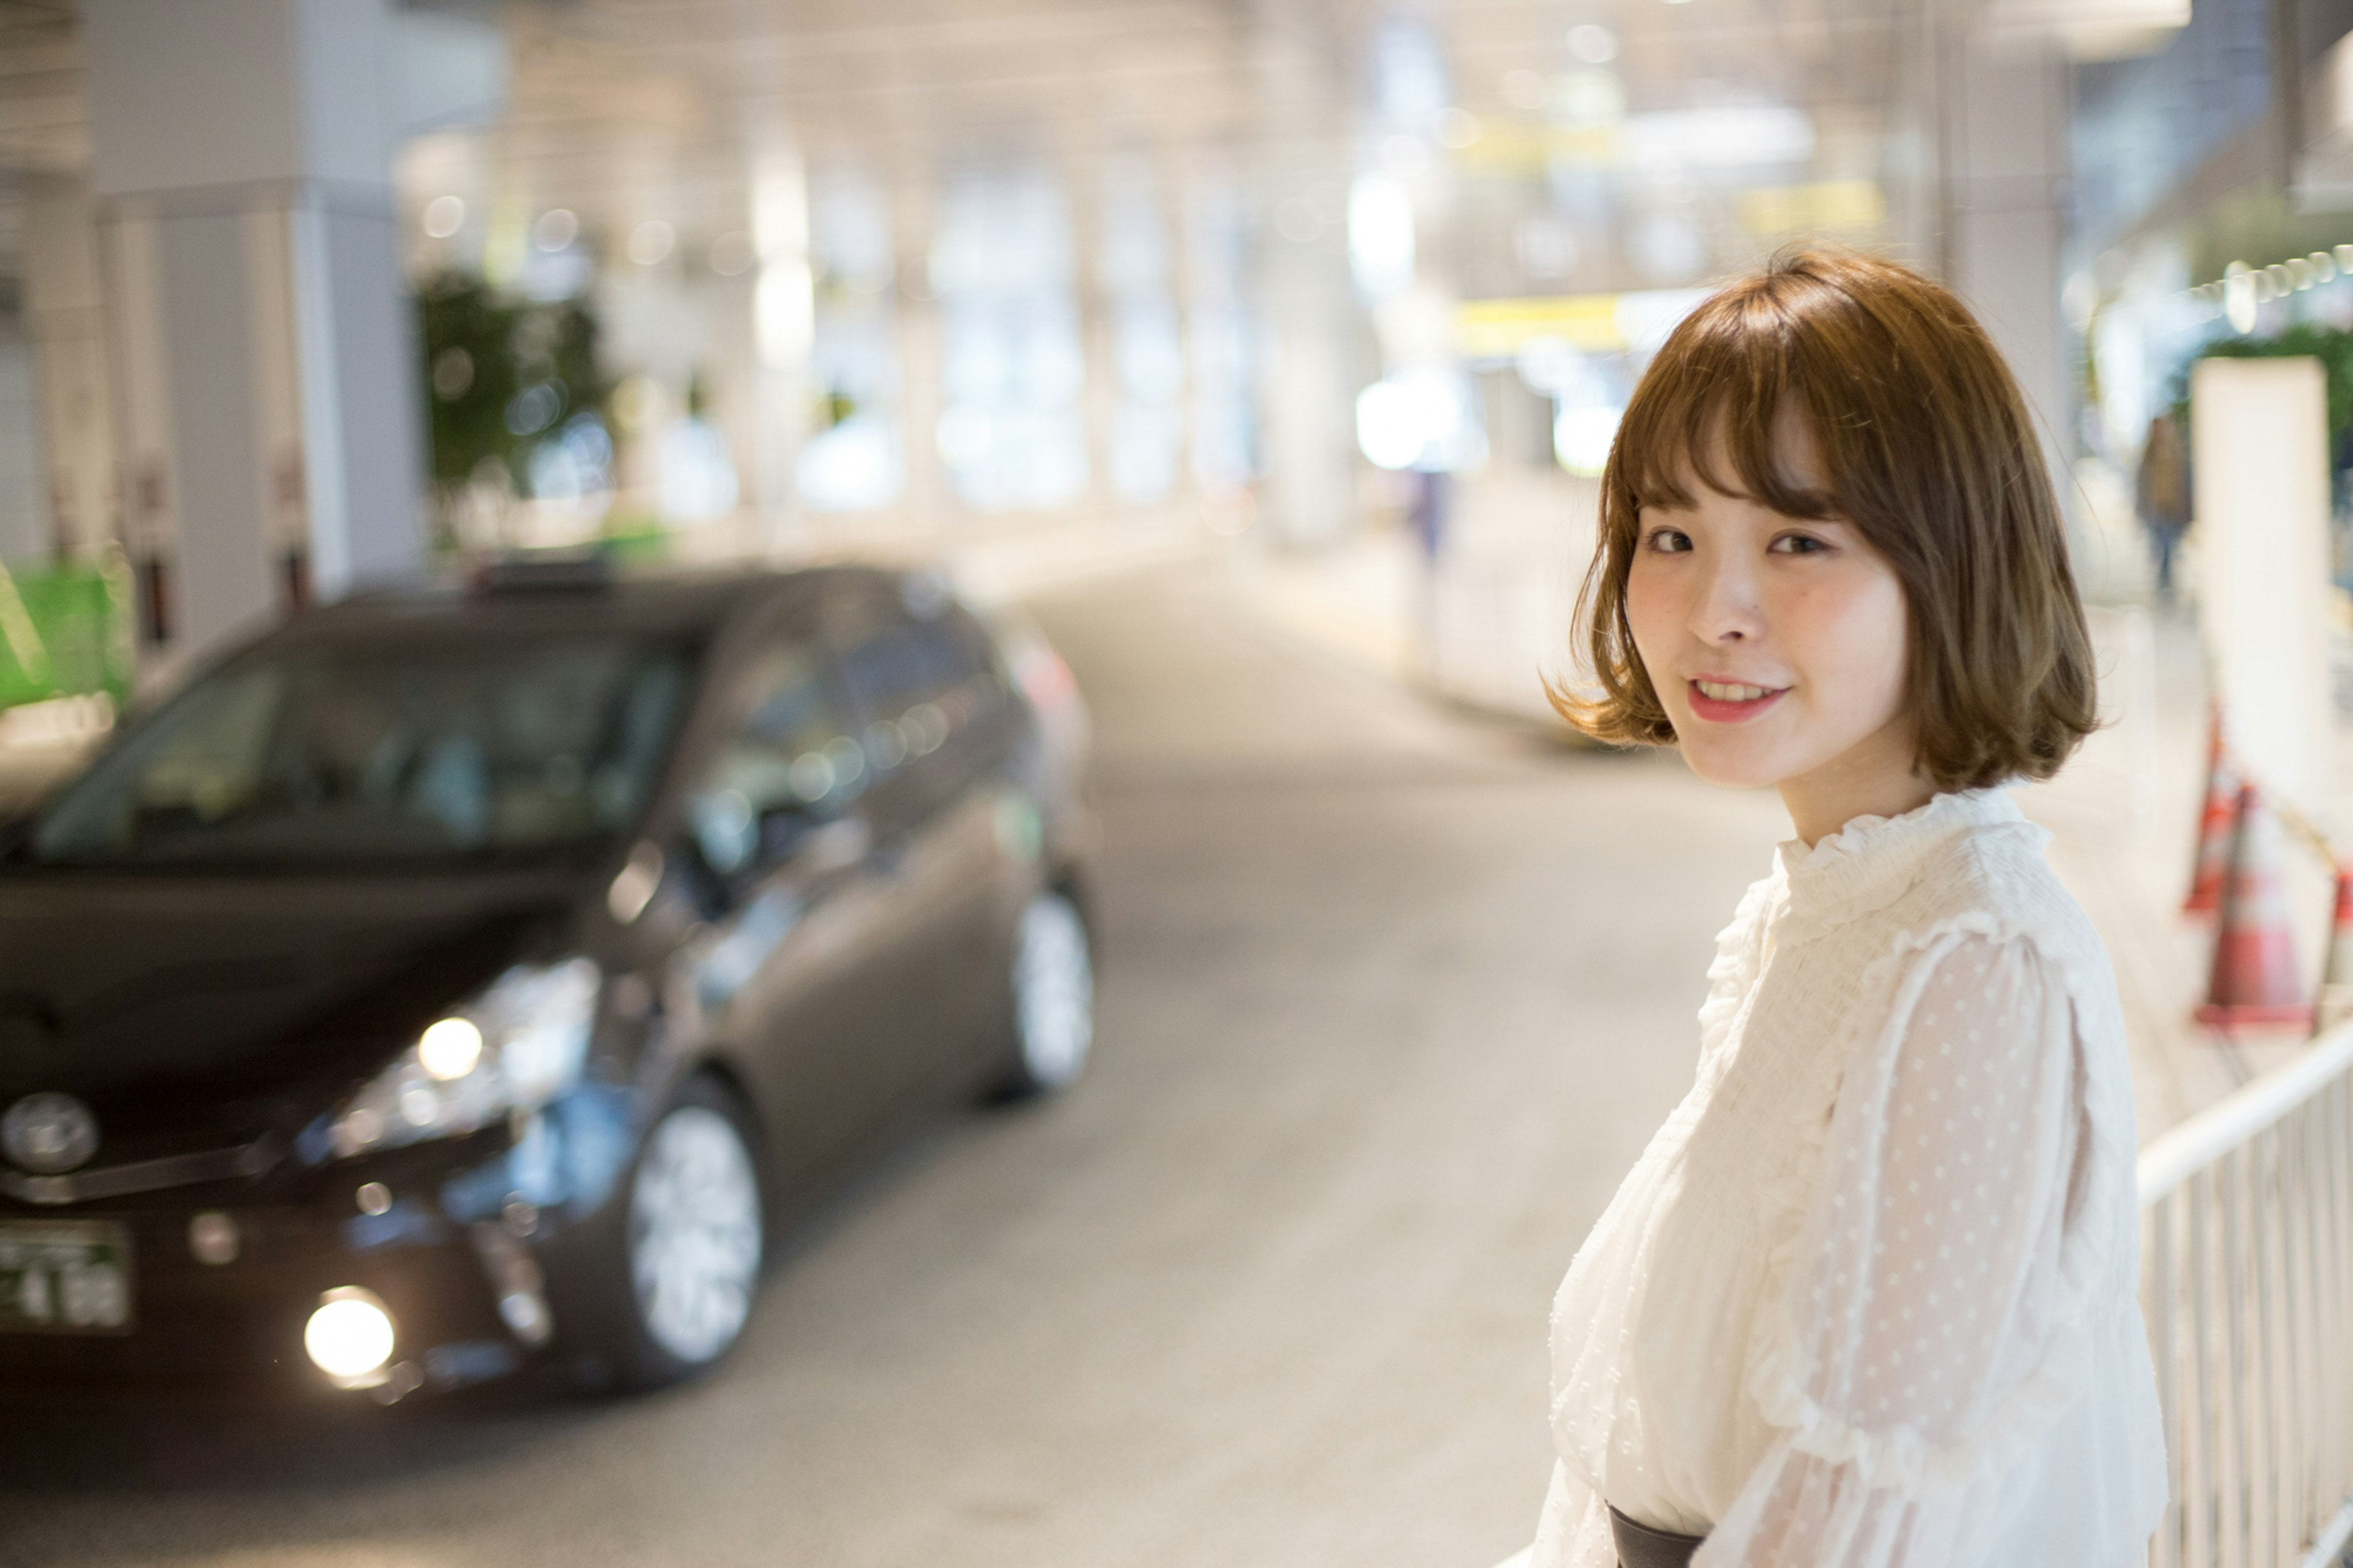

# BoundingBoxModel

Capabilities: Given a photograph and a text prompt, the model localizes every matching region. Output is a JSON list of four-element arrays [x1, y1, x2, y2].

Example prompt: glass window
[[832, 600, 998, 777], [688, 643, 862, 873], [26, 635, 692, 868], [931, 167, 1089, 512], [836, 620, 978, 718]]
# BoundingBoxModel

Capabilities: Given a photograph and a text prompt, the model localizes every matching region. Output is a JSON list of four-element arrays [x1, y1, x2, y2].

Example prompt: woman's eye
[[1643, 528, 1692, 554], [1770, 532, 1828, 555]]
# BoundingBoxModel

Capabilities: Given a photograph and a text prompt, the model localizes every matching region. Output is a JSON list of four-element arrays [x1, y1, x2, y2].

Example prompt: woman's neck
[[1777, 722, 1937, 847]]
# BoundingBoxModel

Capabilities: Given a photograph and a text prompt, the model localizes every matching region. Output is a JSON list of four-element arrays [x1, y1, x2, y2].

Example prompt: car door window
[[829, 589, 1002, 784], [688, 643, 863, 875]]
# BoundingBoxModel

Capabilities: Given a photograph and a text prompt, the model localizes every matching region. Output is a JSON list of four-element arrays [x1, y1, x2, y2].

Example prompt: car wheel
[[613, 1076, 764, 1387], [998, 890, 1094, 1098]]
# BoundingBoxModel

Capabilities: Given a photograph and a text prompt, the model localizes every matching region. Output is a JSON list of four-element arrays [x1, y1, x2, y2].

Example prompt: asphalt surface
[[0, 561, 1788, 1568]]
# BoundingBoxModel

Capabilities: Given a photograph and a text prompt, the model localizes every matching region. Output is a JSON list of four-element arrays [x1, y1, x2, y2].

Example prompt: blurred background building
[[0, 0, 2295, 704]]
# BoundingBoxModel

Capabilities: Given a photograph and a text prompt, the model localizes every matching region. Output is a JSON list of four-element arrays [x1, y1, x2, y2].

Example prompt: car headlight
[[327, 959, 600, 1159]]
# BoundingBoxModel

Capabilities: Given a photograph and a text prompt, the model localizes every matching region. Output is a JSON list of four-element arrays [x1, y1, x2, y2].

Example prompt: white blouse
[[1531, 788, 2167, 1568]]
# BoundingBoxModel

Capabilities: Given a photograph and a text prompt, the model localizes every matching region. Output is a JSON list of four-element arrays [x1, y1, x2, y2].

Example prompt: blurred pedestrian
[[1408, 466, 1452, 563], [1408, 467, 1452, 679], [1529, 251, 2165, 1568], [2134, 411, 2189, 604]]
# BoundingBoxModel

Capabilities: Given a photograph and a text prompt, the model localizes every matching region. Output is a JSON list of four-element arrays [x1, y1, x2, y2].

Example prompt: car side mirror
[[754, 803, 824, 865], [684, 792, 865, 895], [686, 790, 759, 879]]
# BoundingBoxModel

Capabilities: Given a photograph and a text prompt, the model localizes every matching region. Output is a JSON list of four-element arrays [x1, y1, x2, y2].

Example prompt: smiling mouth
[[1684, 678, 1788, 722]]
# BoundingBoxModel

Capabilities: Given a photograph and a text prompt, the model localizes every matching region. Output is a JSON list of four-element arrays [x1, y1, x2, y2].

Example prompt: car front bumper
[[0, 1117, 616, 1403]]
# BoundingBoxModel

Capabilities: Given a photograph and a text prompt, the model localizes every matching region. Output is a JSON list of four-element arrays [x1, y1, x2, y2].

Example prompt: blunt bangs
[[1615, 306, 1841, 526]]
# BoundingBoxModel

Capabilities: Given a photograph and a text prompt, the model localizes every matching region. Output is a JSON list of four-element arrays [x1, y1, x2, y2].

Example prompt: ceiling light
[[1567, 25, 1619, 62], [533, 209, 580, 252], [627, 221, 676, 266]]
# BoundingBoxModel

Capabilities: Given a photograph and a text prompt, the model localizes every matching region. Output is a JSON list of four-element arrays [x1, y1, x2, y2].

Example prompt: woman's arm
[[1697, 930, 2102, 1568]]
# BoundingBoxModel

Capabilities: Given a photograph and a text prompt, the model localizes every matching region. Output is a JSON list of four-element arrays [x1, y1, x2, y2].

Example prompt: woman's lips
[[1684, 678, 1788, 724]]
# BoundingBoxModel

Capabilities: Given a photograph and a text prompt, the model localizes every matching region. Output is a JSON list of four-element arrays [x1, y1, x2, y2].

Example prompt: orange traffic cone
[[2316, 866, 2353, 1037], [2196, 784, 2309, 1030], [2185, 709, 2237, 914]]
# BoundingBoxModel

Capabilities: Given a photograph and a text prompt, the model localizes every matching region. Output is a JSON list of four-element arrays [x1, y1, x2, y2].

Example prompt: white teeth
[[1694, 680, 1774, 702]]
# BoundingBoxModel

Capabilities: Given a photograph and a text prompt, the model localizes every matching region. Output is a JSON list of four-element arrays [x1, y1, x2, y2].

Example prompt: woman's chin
[[1674, 736, 1793, 792]]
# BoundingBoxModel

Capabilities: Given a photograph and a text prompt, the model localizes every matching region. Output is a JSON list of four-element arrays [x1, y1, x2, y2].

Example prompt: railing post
[[2104, 1030, 2353, 1567], [2192, 1164, 2217, 1568], [2154, 1191, 2183, 1568]]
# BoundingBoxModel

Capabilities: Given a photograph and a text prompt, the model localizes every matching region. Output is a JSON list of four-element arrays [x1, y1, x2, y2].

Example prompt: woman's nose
[[1691, 558, 1765, 645]]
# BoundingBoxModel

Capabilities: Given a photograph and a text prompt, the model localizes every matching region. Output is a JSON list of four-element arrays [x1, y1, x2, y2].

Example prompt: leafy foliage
[[414, 272, 613, 494]]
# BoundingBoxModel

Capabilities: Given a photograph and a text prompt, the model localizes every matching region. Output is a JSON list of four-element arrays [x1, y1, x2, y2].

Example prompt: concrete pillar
[[21, 176, 117, 566], [1248, 6, 1357, 549], [0, 319, 43, 565], [1940, 35, 2075, 513], [1259, 235, 1358, 548], [79, 0, 499, 657], [892, 175, 950, 530], [748, 138, 814, 555], [2192, 357, 2335, 827]]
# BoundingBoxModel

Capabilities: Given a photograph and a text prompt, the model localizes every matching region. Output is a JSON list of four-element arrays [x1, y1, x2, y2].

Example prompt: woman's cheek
[[1623, 559, 1677, 676], [1803, 568, 1908, 724]]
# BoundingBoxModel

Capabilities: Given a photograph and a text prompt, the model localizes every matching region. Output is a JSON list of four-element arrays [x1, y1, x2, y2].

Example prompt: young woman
[[1529, 251, 2168, 1567]]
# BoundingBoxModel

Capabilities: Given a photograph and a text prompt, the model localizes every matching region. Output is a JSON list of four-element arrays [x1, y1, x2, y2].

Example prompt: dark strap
[[1607, 1503, 1706, 1568]]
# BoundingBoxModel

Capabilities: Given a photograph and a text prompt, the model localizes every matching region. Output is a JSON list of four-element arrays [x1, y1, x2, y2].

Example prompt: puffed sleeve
[[1530, 1457, 1616, 1568], [1696, 930, 2101, 1568]]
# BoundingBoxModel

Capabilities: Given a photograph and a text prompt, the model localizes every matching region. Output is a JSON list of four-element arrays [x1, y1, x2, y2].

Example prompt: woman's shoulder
[[1883, 810, 2108, 980]]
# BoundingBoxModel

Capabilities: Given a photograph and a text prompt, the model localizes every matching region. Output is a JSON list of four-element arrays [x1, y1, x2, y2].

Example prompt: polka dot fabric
[[1529, 790, 2167, 1568]]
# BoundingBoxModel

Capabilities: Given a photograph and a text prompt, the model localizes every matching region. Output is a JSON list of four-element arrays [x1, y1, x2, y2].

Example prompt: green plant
[[417, 273, 522, 491], [414, 272, 615, 512]]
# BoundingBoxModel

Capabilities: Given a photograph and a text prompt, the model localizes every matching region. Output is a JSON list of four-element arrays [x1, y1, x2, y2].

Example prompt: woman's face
[[1622, 419, 1922, 835]]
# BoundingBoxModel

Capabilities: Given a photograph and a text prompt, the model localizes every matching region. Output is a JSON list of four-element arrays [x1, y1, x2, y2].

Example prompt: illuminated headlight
[[328, 959, 599, 1158], [306, 1286, 396, 1383]]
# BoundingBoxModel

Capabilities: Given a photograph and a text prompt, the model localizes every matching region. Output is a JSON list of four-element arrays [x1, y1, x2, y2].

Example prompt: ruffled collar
[[1773, 787, 2030, 935]]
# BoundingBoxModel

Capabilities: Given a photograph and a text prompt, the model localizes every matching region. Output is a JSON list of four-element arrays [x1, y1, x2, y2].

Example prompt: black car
[[0, 562, 1095, 1400]]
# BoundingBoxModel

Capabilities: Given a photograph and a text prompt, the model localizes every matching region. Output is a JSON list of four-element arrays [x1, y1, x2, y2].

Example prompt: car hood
[[0, 869, 591, 1149]]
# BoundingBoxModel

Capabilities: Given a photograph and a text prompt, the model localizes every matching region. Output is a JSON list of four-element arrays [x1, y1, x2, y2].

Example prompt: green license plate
[[0, 1220, 133, 1334]]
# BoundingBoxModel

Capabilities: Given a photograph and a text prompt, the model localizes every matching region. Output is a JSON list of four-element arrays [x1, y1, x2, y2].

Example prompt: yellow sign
[[1733, 180, 1887, 237], [1458, 295, 1626, 357], [1457, 288, 1711, 358], [1452, 123, 1622, 173]]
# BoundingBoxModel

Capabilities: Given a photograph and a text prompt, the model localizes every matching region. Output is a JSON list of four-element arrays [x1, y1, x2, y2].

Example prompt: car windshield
[[22, 632, 697, 869]]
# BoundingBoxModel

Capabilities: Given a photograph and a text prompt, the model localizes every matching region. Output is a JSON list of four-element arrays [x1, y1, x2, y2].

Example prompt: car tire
[[570, 1074, 766, 1392], [993, 888, 1095, 1099]]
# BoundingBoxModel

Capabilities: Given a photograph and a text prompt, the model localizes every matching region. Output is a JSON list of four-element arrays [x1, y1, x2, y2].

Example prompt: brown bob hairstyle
[[1554, 248, 2097, 791]]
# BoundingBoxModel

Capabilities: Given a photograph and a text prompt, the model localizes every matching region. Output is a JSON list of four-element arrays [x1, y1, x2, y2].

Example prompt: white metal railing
[[2140, 1023, 2353, 1568]]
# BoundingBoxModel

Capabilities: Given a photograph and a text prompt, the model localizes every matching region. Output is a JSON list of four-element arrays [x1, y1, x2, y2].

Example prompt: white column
[[2192, 357, 2336, 830], [0, 332, 44, 567], [1940, 35, 2074, 520], [22, 176, 118, 566], [1248, 6, 1357, 550], [749, 140, 814, 555], [1259, 236, 1357, 548], [78, 0, 498, 658], [892, 175, 950, 530]]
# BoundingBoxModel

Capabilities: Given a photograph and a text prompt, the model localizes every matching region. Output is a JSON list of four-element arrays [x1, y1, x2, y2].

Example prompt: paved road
[[0, 562, 1787, 1568]]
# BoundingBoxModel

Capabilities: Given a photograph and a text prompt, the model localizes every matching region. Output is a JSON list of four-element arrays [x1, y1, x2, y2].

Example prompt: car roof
[[258, 562, 899, 651]]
